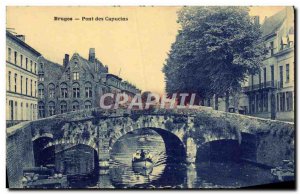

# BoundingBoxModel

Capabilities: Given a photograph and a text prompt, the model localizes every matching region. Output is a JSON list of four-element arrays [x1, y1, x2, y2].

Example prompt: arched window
[[60, 101, 67, 114], [38, 102, 45, 118], [48, 83, 55, 98], [38, 84, 44, 98], [48, 101, 55, 116], [60, 83, 68, 98], [73, 72, 79, 80], [85, 82, 92, 98], [73, 83, 80, 98], [72, 101, 80, 111], [84, 101, 92, 110]]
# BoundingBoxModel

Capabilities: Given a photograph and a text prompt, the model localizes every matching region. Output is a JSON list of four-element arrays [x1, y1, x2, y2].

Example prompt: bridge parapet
[[7, 107, 294, 188]]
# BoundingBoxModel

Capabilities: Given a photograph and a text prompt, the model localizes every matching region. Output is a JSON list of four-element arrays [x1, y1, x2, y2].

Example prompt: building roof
[[6, 30, 41, 57], [261, 7, 293, 38]]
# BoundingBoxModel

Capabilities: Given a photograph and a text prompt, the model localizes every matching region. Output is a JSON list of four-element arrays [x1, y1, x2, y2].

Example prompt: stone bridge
[[7, 107, 294, 188]]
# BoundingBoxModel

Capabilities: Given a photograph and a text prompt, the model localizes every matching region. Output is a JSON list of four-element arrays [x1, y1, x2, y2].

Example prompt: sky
[[6, 6, 286, 94]]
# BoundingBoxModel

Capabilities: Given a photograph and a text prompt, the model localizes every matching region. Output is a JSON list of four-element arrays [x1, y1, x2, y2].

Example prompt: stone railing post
[[186, 137, 197, 165]]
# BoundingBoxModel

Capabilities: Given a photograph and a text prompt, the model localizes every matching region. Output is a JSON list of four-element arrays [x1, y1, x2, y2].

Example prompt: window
[[38, 84, 44, 98], [270, 65, 274, 84], [286, 64, 290, 83], [30, 80, 33, 96], [66, 68, 70, 80], [26, 58, 28, 69], [48, 102, 55, 116], [20, 76, 23, 94], [85, 82, 92, 98], [60, 101, 67, 114], [20, 55, 23, 67], [39, 73, 44, 81], [73, 83, 80, 98], [14, 51, 17, 64], [263, 67, 267, 87], [26, 78, 28, 95], [8, 71, 11, 91], [263, 93, 268, 112], [20, 103, 23, 120], [73, 72, 79, 80], [281, 37, 288, 50], [279, 66, 283, 88], [9, 100, 14, 120], [280, 92, 285, 111], [14, 73, 17, 93], [38, 102, 45, 118], [60, 83, 68, 98], [30, 60, 33, 72], [34, 63, 37, 74], [8, 48, 11, 62], [72, 101, 80, 111], [48, 83, 55, 98], [15, 102, 18, 120], [34, 81, 37, 97], [84, 101, 92, 109], [286, 92, 293, 111], [259, 93, 263, 112]]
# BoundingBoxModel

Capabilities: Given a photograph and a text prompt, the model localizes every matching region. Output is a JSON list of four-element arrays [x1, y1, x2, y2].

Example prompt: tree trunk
[[214, 94, 218, 110], [225, 91, 230, 112]]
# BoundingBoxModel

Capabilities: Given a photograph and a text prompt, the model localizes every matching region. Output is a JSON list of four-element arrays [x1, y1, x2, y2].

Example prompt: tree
[[163, 6, 267, 111]]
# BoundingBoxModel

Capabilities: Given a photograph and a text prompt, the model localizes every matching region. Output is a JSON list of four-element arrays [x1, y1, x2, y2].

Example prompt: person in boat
[[140, 149, 146, 159], [145, 151, 153, 160], [132, 150, 141, 161]]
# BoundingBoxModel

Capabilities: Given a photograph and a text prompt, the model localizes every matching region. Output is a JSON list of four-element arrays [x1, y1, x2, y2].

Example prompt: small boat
[[132, 158, 154, 176], [132, 150, 154, 175]]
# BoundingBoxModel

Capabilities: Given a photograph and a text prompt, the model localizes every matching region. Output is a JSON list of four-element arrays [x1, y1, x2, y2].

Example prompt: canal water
[[67, 129, 278, 189]]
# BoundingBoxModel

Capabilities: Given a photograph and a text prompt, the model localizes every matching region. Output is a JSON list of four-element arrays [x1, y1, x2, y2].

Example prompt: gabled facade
[[38, 48, 141, 118]]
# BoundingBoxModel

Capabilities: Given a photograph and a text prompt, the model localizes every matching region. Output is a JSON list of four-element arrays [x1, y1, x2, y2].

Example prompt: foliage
[[165, 120, 176, 130], [163, 6, 267, 99]]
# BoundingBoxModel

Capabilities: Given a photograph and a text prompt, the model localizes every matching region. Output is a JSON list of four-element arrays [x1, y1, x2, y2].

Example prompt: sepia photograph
[[5, 6, 295, 189]]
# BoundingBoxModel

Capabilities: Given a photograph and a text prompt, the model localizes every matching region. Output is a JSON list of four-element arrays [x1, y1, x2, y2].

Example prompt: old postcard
[[6, 6, 295, 189]]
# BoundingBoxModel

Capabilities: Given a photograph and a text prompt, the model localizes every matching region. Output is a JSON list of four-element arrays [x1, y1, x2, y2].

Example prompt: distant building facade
[[202, 8, 294, 122], [244, 7, 294, 121], [38, 48, 141, 118], [6, 31, 41, 127]]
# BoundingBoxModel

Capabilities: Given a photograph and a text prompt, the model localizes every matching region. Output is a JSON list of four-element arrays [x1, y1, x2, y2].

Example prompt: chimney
[[253, 16, 260, 25], [16, 35, 25, 42], [89, 48, 95, 62], [63, 54, 69, 68]]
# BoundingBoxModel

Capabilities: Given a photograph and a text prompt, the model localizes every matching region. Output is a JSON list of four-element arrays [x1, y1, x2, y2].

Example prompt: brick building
[[38, 48, 140, 118]]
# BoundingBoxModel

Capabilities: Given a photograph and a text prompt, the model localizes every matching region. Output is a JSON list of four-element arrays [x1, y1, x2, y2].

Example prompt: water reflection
[[62, 129, 279, 189], [109, 129, 170, 188]]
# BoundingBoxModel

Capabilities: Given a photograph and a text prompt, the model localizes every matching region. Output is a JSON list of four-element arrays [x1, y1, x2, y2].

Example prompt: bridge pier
[[186, 137, 197, 165]]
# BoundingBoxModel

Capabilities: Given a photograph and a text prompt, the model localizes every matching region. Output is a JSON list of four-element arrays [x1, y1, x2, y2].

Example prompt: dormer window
[[73, 72, 79, 80], [281, 37, 288, 50], [288, 34, 294, 47]]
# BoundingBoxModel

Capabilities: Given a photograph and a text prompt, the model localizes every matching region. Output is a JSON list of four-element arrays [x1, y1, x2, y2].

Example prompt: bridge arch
[[109, 126, 187, 163]]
